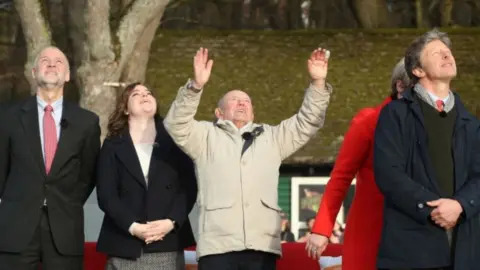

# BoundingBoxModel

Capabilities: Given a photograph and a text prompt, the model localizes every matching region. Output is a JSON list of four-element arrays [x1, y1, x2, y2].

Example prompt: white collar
[[427, 91, 449, 104]]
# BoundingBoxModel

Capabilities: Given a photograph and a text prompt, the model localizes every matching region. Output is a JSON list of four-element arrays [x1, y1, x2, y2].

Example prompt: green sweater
[[418, 98, 457, 197]]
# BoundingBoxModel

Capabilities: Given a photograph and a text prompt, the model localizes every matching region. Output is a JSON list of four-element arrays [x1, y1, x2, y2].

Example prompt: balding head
[[215, 90, 254, 129], [32, 46, 70, 90]]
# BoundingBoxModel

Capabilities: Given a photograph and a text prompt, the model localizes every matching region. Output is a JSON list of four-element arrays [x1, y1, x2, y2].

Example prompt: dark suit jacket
[[0, 96, 100, 255], [96, 118, 197, 259], [374, 89, 480, 269]]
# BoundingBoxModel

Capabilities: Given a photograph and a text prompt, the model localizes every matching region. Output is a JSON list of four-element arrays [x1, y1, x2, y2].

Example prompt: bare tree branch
[[13, 0, 52, 92], [84, 0, 115, 62], [116, 0, 171, 71], [66, 0, 86, 71], [121, 12, 163, 83]]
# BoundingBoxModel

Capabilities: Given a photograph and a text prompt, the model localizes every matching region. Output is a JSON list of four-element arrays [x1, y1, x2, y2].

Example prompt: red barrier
[[84, 242, 342, 270]]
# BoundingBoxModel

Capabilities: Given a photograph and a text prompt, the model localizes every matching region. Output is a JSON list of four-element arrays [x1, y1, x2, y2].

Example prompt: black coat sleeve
[[374, 104, 439, 224], [96, 139, 139, 233], [78, 115, 101, 204], [166, 147, 197, 229], [453, 126, 480, 220], [0, 104, 10, 198]]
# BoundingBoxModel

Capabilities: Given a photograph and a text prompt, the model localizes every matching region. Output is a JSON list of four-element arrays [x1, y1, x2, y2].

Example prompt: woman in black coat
[[96, 82, 197, 270]]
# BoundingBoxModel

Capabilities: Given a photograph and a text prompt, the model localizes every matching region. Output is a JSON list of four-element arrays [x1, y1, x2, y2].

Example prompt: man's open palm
[[308, 48, 330, 81], [193, 47, 213, 89]]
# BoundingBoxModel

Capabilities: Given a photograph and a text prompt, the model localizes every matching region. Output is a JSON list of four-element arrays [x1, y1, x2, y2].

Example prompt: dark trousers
[[0, 207, 83, 270], [378, 267, 453, 270], [198, 250, 277, 270]]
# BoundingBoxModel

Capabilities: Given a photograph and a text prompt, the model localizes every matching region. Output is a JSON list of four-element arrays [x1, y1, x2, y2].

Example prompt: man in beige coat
[[164, 47, 332, 270]]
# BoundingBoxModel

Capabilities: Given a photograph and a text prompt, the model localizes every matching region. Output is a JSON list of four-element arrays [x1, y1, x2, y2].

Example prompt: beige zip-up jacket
[[164, 79, 333, 259]]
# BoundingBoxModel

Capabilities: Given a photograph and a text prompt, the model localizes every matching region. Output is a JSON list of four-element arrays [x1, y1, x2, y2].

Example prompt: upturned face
[[126, 85, 157, 118], [32, 47, 70, 88], [216, 90, 254, 125], [414, 39, 457, 81]]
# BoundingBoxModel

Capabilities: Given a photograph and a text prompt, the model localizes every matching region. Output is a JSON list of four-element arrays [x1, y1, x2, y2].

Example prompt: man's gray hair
[[390, 57, 410, 96], [32, 46, 70, 71], [404, 29, 452, 83]]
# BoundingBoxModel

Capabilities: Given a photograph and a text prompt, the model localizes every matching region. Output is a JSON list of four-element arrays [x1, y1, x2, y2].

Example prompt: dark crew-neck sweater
[[418, 98, 457, 197]]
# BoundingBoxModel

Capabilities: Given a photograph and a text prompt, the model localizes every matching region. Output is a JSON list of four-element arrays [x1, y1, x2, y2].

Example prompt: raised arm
[[272, 48, 332, 160], [164, 48, 213, 160]]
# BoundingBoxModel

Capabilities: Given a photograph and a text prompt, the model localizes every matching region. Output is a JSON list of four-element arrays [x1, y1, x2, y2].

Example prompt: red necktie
[[435, 100, 445, 112], [43, 105, 57, 174]]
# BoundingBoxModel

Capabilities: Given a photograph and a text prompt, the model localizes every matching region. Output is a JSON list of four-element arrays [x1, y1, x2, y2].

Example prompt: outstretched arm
[[272, 48, 333, 160], [164, 48, 213, 160]]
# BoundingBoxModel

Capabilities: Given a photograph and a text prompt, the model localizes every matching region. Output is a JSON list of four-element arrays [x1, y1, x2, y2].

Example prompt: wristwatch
[[187, 79, 202, 93]]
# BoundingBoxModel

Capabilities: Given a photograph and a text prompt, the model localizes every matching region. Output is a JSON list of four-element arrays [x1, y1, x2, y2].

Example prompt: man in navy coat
[[374, 29, 480, 270]]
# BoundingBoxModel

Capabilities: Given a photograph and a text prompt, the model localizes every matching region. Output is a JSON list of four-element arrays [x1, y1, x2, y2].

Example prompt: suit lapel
[[116, 132, 148, 189], [146, 120, 173, 185], [20, 96, 47, 178], [47, 101, 75, 178]]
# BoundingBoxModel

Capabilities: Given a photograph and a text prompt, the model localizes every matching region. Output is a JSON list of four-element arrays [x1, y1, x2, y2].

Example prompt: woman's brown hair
[[107, 82, 158, 138]]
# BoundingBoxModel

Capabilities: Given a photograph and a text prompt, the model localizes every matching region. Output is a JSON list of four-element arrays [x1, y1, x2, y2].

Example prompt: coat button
[[469, 200, 475, 205], [417, 203, 424, 209], [166, 184, 173, 189]]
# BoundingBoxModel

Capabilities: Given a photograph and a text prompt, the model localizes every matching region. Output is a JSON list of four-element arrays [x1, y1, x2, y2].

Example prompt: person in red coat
[[305, 58, 411, 270]]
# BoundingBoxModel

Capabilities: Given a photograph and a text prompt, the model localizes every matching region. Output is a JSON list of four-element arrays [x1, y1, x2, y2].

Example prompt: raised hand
[[193, 47, 214, 89], [307, 48, 330, 83]]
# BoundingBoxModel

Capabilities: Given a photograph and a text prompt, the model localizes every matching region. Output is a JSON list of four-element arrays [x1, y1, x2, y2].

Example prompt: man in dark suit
[[374, 29, 480, 270], [0, 46, 100, 270]]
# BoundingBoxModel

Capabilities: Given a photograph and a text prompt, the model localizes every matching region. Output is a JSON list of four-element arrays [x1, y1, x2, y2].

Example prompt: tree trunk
[[441, 0, 453, 26], [309, 0, 328, 28], [287, 0, 303, 29], [121, 17, 162, 83], [416, 0, 424, 27], [13, 0, 52, 93], [14, 0, 171, 139], [352, 0, 391, 28]]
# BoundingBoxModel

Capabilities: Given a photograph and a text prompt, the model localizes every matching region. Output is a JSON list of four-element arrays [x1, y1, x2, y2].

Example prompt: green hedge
[[146, 29, 480, 164]]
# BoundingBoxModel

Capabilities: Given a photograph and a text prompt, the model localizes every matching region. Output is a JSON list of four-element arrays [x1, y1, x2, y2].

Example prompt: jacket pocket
[[260, 198, 281, 212], [203, 199, 236, 235], [259, 198, 282, 237], [205, 199, 234, 211]]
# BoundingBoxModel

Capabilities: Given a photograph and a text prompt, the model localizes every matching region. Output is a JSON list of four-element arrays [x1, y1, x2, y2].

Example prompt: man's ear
[[412, 67, 425, 79], [31, 68, 36, 79], [65, 69, 70, 82], [214, 108, 223, 119]]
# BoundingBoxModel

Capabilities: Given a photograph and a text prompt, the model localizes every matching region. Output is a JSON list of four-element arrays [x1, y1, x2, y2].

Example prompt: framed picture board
[[290, 177, 356, 240]]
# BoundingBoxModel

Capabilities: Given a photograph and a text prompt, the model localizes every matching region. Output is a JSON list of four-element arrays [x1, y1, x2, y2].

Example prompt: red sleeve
[[311, 109, 374, 237]]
